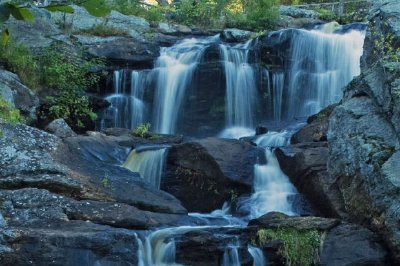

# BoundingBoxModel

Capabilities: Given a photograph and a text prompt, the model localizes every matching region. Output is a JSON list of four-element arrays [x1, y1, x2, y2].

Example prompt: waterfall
[[248, 246, 266, 266], [221, 244, 240, 266], [285, 27, 365, 119], [220, 40, 257, 131], [152, 37, 217, 134], [272, 72, 284, 122], [100, 70, 147, 129], [123, 147, 167, 189]]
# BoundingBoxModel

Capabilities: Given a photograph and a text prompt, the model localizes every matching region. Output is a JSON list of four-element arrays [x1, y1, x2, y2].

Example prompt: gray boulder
[[158, 22, 192, 35], [221, 28, 253, 43], [45, 118, 77, 138], [0, 70, 39, 121], [279, 5, 318, 19], [50, 5, 150, 38]]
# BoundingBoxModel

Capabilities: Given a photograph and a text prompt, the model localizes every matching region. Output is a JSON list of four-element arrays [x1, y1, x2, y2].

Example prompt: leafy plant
[[43, 90, 97, 129], [134, 122, 151, 138], [256, 228, 321, 266]]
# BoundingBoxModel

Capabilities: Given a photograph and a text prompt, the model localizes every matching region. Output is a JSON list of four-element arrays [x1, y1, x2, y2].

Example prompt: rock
[[0, 221, 139, 266], [221, 28, 253, 43], [45, 118, 77, 138], [50, 5, 150, 38], [291, 105, 336, 144], [4, 7, 63, 50], [275, 142, 346, 218], [162, 139, 254, 212], [158, 23, 192, 35], [279, 6, 318, 19], [255, 126, 268, 135], [320, 223, 389, 266], [74, 35, 160, 68], [175, 227, 257, 266], [249, 212, 340, 230], [0, 70, 39, 121]]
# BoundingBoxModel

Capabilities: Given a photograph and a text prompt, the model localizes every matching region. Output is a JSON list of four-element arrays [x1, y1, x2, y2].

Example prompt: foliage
[[256, 228, 320, 266], [107, 0, 172, 23], [0, 96, 24, 125], [134, 122, 151, 138], [77, 24, 130, 37], [38, 46, 102, 91], [43, 90, 97, 129], [0, 41, 40, 89], [316, 8, 335, 21], [174, 0, 224, 28], [374, 33, 400, 64]]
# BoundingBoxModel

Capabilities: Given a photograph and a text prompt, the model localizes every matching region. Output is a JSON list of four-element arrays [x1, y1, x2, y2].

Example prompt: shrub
[[134, 122, 151, 138], [0, 41, 40, 89]]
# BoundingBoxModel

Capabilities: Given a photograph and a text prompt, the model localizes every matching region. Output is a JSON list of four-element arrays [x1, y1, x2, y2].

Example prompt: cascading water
[[104, 22, 366, 266], [284, 24, 365, 119], [153, 37, 217, 134], [248, 245, 267, 266], [123, 146, 167, 189], [100, 70, 148, 129], [272, 72, 284, 122], [220, 41, 257, 129]]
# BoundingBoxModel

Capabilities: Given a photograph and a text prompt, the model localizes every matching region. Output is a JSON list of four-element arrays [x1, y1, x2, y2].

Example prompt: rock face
[[221, 28, 253, 43], [327, 0, 400, 262], [0, 70, 39, 121], [45, 118, 77, 138], [0, 123, 189, 264], [162, 138, 260, 212]]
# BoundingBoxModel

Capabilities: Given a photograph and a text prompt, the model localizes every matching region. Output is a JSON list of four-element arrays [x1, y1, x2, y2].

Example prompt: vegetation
[[256, 228, 321, 266], [134, 122, 151, 138], [0, 41, 40, 89], [77, 24, 130, 37], [0, 96, 24, 125]]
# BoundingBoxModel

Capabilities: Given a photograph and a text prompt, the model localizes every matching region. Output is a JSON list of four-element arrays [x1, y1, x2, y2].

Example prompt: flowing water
[[284, 26, 365, 119], [220, 41, 257, 129], [100, 70, 148, 129], [153, 37, 218, 134], [123, 147, 167, 189], [108, 22, 366, 265]]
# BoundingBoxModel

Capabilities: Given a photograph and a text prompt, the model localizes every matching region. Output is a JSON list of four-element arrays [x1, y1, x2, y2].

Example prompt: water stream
[[111, 22, 366, 265]]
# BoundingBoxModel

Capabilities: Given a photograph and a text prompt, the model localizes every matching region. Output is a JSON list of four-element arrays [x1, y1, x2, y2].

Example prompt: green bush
[[134, 122, 151, 138], [41, 90, 97, 130], [0, 41, 40, 89]]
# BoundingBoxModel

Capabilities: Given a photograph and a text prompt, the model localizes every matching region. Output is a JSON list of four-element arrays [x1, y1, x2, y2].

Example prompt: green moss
[[256, 228, 320, 266], [133, 122, 151, 138]]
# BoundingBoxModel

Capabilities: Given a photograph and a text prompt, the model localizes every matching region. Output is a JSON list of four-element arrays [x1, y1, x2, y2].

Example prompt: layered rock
[[327, 0, 400, 262], [0, 123, 189, 264]]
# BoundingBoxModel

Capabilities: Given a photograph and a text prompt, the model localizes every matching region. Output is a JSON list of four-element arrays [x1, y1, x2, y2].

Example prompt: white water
[[220, 41, 257, 129], [221, 244, 241, 266], [153, 37, 217, 134], [248, 246, 267, 266], [123, 147, 167, 189], [272, 72, 284, 122], [100, 70, 148, 129], [285, 27, 365, 119]]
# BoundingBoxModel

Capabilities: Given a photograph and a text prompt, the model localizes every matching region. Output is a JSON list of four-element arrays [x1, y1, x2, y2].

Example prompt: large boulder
[[162, 138, 260, 212]]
